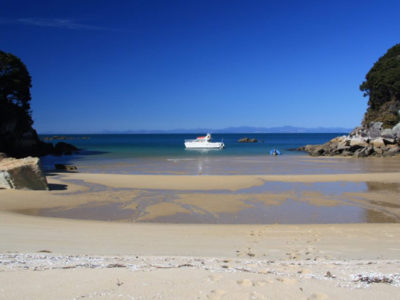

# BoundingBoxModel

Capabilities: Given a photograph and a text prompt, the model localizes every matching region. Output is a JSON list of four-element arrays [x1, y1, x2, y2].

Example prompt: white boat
[[184, 133, 224, 149]]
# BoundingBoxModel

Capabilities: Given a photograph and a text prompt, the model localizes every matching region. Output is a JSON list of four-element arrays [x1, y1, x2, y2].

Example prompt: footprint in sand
[[248, 291, 267, 300], [254, 280, 269, 286], [276, 278, 297, 285], [298, 268, 312, 275], [208, 274, 223, 282], [207, 289, 227, 300], [237, 279, 254, 287], [307, 293, 328, 300], [236, 248, 256, 258]]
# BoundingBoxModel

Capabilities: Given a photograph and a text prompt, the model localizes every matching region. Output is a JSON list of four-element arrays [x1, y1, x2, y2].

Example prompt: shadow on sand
[[48, 183, 68, 191]]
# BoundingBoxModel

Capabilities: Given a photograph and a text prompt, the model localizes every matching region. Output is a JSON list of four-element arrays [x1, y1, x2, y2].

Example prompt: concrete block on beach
[[0, 157, 48, 190]]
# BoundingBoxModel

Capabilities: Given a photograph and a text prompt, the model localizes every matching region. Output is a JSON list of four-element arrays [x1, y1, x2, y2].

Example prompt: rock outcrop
[[298, 122, 400, 157], [0, 120, 79, 158], [42, 136, 90, 141], [238, 137, 258, 143], [0, 156, 48, 190], [54, 164, 78, 172], [53, 142, 79, 155]]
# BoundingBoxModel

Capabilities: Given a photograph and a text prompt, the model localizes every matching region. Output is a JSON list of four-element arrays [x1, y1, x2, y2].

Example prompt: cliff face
[[0, 119, 53, 158]]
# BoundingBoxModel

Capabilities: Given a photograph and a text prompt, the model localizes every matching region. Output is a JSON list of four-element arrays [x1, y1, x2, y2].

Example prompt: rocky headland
[[300, 43, 400, 158], [298, 121, 400, 157]]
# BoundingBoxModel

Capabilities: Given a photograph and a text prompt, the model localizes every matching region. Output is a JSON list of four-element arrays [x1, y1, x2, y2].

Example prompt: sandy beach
[[1, 159, 400, 299], [3, 0, 400, 297]]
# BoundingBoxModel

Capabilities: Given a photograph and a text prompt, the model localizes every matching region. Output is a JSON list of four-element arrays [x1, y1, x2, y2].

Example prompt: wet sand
[[1, 157, 400, 299], [1, 171, 399, 223], [74, 154, 400, 175]]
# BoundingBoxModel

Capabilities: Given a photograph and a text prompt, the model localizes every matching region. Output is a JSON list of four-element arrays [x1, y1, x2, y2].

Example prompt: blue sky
[[1, 0, 399, 133]]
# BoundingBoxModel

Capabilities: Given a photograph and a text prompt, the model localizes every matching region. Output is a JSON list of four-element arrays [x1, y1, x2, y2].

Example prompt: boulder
[[349, 137, 368, 150], [341, 150, 353, 156], [364, 145, 374, 156], [393, 122, 400, 139], [0, 157, 48, 190], [367, 122, 383, 138], [373, 146, 383, 155], [54, 142, 79, 155], [336, 142, 350, 151], [386, 145, 400, 156], [354, 148, 367, 158], [381, 128, 394, 139], [238, 137, 258, 143], [382, 145, 400, 156], [383, 138, 396, 145], [371, 138, 385, 148], [309, 145, 327, 156], [349, 126, 363, 137], [55, 164, 78, 172]]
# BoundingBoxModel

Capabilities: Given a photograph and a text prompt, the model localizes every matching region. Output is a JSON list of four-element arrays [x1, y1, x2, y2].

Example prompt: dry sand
[[1, 171, 400, 299]]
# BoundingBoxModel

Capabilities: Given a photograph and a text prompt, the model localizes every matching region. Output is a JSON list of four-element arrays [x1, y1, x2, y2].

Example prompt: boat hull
[[184, 141, 224, 149]]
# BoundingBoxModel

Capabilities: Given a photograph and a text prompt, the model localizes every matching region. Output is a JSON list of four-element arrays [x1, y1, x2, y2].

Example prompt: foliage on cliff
[[0, 51, 44, 157], [360, 44, 400, 128], [0, 50, 33, 135], [0, 51, 79, 157]]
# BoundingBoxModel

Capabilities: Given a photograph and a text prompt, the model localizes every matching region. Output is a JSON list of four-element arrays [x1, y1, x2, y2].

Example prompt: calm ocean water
[[39, 133, 345, 174]]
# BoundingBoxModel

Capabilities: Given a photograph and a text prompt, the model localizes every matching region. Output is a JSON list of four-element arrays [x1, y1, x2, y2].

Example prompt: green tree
[[360, 44, 400, 128], [0, 50, 33, 132]]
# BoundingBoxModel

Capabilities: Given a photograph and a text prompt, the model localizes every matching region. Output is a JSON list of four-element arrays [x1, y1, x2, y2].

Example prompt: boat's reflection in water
[[183, 149, 217, 175], [184, 148, 223, 153]]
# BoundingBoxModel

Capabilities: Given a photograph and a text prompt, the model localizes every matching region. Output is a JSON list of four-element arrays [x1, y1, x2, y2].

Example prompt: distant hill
[[91, 126, 353, 134]]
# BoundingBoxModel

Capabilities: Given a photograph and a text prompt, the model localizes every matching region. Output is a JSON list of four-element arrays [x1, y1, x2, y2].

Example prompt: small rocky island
[[300, 43, 400, 157], [238, 137, 258, 143]]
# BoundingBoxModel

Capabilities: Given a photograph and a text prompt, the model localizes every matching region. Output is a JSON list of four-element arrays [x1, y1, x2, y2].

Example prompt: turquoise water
[[41, 133, 341, 157], [39, 133, 345, 174]]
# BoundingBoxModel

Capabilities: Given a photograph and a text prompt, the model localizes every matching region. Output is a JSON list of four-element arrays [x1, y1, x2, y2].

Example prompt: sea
[[39, 133, 348, 175], [37, 133, 400, 223]]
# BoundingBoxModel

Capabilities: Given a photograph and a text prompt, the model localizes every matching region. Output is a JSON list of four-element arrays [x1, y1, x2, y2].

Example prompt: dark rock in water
[[54, 142, 79, 155], [0, 157, 48, 190], [0, 118, 78, 158], [54, 164, 78, 172], [43, 136, 90, 141], [238, 137, 258, 143]]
